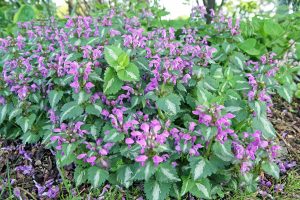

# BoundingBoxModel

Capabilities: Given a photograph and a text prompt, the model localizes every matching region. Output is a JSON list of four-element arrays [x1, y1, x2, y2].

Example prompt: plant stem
[[18, 187, 38, 200], [205, 136, 215, 158], [6, 160, 13, 198], [157, 108, 166, 121]]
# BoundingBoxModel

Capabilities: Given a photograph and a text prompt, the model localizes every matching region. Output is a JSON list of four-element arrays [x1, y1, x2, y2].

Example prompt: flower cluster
[[0, 5, 288, 200]]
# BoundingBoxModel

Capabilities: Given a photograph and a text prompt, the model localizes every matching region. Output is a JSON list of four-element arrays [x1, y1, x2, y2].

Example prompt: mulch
[[271, 96, 300, 162], [0, 141, 61, 199]]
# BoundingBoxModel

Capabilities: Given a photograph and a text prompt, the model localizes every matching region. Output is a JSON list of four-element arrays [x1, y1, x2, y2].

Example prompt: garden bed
[[1, 96, 299, 199]]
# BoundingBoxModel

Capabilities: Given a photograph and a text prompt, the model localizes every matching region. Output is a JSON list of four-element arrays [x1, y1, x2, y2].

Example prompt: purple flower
[[47, 186, 59, 198], [86, 156, 97, 165], [110, 29, 121, 36], [135, 155, 148, 166], [17, 86, 28, 100], [270, 145, 280, 159], [84, 62, 92, 80], [85, 82, 94, 93], [15, 165, 33, 175], [48, 109, 57, 124], [125, 138, 134, 145], [17, 35, 25, 50], [233, 142, 245, 159], [241, 161, 252, 173], [274, 184, 284, 192], [77, 153, 87, 159], [70, 80, 80, 93], [13, 187, 21, 198], [205, 46, 217, 59], [0, 96, 6, 105], [99, 148, 108, 156], [93, 48, 102, 60], [140, 123, 150, 133], [153, 155, 164, 166]]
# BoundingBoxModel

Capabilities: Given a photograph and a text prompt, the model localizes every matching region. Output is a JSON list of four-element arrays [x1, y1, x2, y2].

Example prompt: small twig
[[18, 187, 38, 200], [276, 132, 300, 161]]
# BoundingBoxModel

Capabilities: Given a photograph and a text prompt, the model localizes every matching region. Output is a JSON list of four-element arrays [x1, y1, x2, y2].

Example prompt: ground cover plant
[[0, 4, 299, 200]]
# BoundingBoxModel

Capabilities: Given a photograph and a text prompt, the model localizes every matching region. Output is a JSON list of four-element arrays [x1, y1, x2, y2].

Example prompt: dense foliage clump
[[0, 6, 298, 200]]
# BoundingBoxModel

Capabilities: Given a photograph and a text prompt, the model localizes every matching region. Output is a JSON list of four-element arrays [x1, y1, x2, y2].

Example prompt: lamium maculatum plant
[[0, 6, 292, 200]]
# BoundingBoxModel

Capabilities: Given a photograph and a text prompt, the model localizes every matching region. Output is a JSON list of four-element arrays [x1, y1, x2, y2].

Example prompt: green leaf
[[56, 143, 77, 167], [21, 131, 40, 144], [213, 68, 223, 79], [60, 102, 84, 122], [103, 130, 124, 143], [261, 161, 280, 179], [0, 104, 8, 125], [104, 45, 123, 66], [74, 166, 87, 186], [65, 53, 82, 62], [117, 52, 130, 68], [103, 67, 123, 95], [252, 116, 276, 139], [295, 43, 300, 60], [197, 84, 213, 105], [250, 101, 267, 117], [277, 85, 293, 103], [170, 183, 181, 199], [13, 5, 36, 23], [144, 179, 171, 200], [264, 20, 284, 36], [117, 63, 140, 82], [59, 143, 78, 166], [156, 163, 180, 183], [212, 141, 234, 162], [87, 37, 100, 45], [117, 166, 133, 188], [230, 52, 246, 70], [133, 161, 156, 181], [203, 76, 219, 91], [49, 90, 63, 109], [9, 108, 22, 121], [239, 172, 257, 192], [181, 177, 195, 196], [250, 101, 276, 139], [157, 94, 181, 115], [199, 126, 217, 141], [87, 166, 109, 188], [72, 91, 91, 104], [134, 58, 151, 72], [190, 157, 216, 180], [238, 38, 260, 55], [190, 178, 211, 199], [86, 104, 102, 116], [16, 114, 36, 133]]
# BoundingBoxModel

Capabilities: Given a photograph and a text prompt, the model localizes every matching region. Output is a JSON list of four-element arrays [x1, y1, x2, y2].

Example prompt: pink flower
[[85, 82, 94, 93], [152, 155, 163, 166], [50, 136, 61, 142], [125, 138, 134, 145], [99, 148, 108, 156], [241, 162, 252, 173], [131, 131, 142, 137], [70, 80, 80, 93], [77, 153, 87, 159], [137, 139, 146, 147], [135, 155, 148, 166], [101, 109, 110, 117], [86, 156, 97, 165], [84, 62, 92, 80], [140, 123, 150, 133]]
